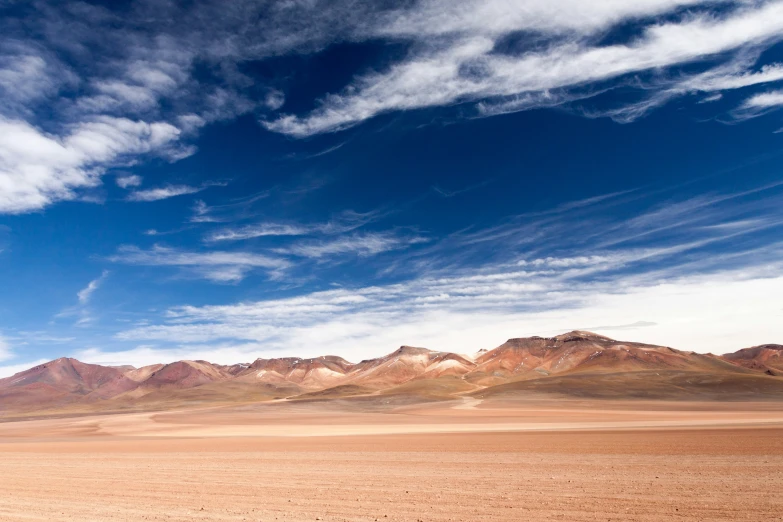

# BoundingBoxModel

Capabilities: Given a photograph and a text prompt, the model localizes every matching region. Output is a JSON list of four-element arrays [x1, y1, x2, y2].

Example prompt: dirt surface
[[1, 398, 782, 521]]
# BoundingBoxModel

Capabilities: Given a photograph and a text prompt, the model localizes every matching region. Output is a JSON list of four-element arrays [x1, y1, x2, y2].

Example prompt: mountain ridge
[[2, 331, 782, 414]]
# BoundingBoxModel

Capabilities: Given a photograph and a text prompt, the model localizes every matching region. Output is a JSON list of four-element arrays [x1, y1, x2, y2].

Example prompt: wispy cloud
[[432, 179, 492, 198], [0, 117, 185, 213], [265, 1, 783, 136], [741, 89, 783, 108], [274, 232, 429, 259], [112, 262, 783, 363], [189, 192, 270, 223], [205, 223, 310, 242], [3, 1, 783, 215], [115, 174, 142, 189], [107, 245, 290, 282], [127, 182, 225, 202], [54, 270, 111, 327], [77, 270, 109, 304], [63, 180, 781, 364], [203, 209, 388, 242]]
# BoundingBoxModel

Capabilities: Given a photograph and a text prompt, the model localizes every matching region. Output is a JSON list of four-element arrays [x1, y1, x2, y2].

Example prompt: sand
[[1, 398, 782, 521]]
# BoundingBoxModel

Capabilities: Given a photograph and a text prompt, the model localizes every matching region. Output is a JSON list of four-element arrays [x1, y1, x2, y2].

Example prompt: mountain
[[138, 360, 233, 389], [721, 345, 783, 375], [236, 355, 354, 390], [346, 346, 476, 388], [469, 331, 737, 384], [0, 358, 139, 409], [1, 332, 782, 415]]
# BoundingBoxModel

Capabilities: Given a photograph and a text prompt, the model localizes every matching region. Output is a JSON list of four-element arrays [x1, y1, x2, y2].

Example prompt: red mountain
[[721, 344, 783, 375], [0, 358, 139, 410], [2, 332, 782, 414]]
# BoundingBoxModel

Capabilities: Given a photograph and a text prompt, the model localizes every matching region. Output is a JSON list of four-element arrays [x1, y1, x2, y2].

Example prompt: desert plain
[[1, 332, 783, 521], [1, 397, 783, 522]]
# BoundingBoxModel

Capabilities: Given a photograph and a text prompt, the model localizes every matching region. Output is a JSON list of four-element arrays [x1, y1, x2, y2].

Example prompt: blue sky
[[1, 0, 783, 374]]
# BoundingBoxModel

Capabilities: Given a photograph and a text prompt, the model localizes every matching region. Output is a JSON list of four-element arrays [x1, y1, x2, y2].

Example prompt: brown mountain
[[236, 355, 354, 390], [0, 358, 139, 409], [2, 332, 782, 415], [469, 331, 738, 385], [346, 346, 476, 388], [721, 345, 783, 375]]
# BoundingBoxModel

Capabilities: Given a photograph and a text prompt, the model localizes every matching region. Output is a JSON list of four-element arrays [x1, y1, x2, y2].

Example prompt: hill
[[2, 332, 782, 415]]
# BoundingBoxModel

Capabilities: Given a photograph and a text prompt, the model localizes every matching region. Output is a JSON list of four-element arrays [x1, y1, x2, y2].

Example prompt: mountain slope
[[721, 345, 783, 375], [0, 358, 139, 409], [2, 332, 782, 414], [470, 331, 737, 383]]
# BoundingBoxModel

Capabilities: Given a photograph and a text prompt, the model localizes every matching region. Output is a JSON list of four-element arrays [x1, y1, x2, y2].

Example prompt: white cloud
[[4, 0, 783, 215], [274, 232, 429, 259], [374, 0, 721, 37], [205, 223, 310, 242], [109, 266, 783, 364], [127, 184, 205, 202], [0, 41, 76, 117], [0, 116, 184, 213], [684, 62, 783, 92], [699, 93, 724, 103], [203, 209, 388, 242], [77, 270, 109, 304], [116, 174, 142, 188], [107, 245, 290, 282], [265, 89, 285, 110], [102, 181, 783, 363], [741, 89, 783, 108], [266, 1, 783, 136]]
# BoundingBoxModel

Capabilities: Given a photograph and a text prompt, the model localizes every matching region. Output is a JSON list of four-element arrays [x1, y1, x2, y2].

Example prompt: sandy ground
[[1, 398, 782, 521]]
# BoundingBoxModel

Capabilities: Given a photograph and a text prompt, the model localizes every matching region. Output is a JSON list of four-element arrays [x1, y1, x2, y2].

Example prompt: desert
[[1, 332, 783, 521]]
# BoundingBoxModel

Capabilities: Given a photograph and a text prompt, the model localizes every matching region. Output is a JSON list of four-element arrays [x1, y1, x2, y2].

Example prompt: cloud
[[189, 192, 270, 223], [684, 62, 783, 92], [127, 184, 207, 202], [698, 93, 724, 103], [432, 179, 492, 198], [265, 1, 783, 136], [107, 245, 290, 282], [205, 223, 310, 242], [0, 116, 185, 213], [69, 181, 781, 365], [116, 174, 142, 188], [741, 89, 783, 108], [5, 0, 783, 214], [77, 270, 109, 304], [274, 232, 429, 259], [203, 209, 388, 242], [111, 266, 783, 364], [0, 40, 76, 117]]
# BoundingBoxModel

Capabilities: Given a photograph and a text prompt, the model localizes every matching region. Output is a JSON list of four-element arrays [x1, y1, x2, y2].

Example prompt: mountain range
[[2, 331, 783, 415]]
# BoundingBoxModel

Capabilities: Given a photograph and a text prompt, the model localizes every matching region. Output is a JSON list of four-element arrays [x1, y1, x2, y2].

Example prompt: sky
[[1, 0, 783, 375]]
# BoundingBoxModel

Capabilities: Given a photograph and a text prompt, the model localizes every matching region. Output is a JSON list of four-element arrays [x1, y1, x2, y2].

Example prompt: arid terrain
[[1, 398, 782, 521], [1, 332, 782, 521], [2, 331, 783, 418]]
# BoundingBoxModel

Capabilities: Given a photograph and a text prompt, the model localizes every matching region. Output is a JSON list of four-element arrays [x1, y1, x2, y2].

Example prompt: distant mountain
[[2, 332, 782, 414], [0, 358, 138, 409], [468, 331, 737, 384], [721, 344, 783, 376]]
